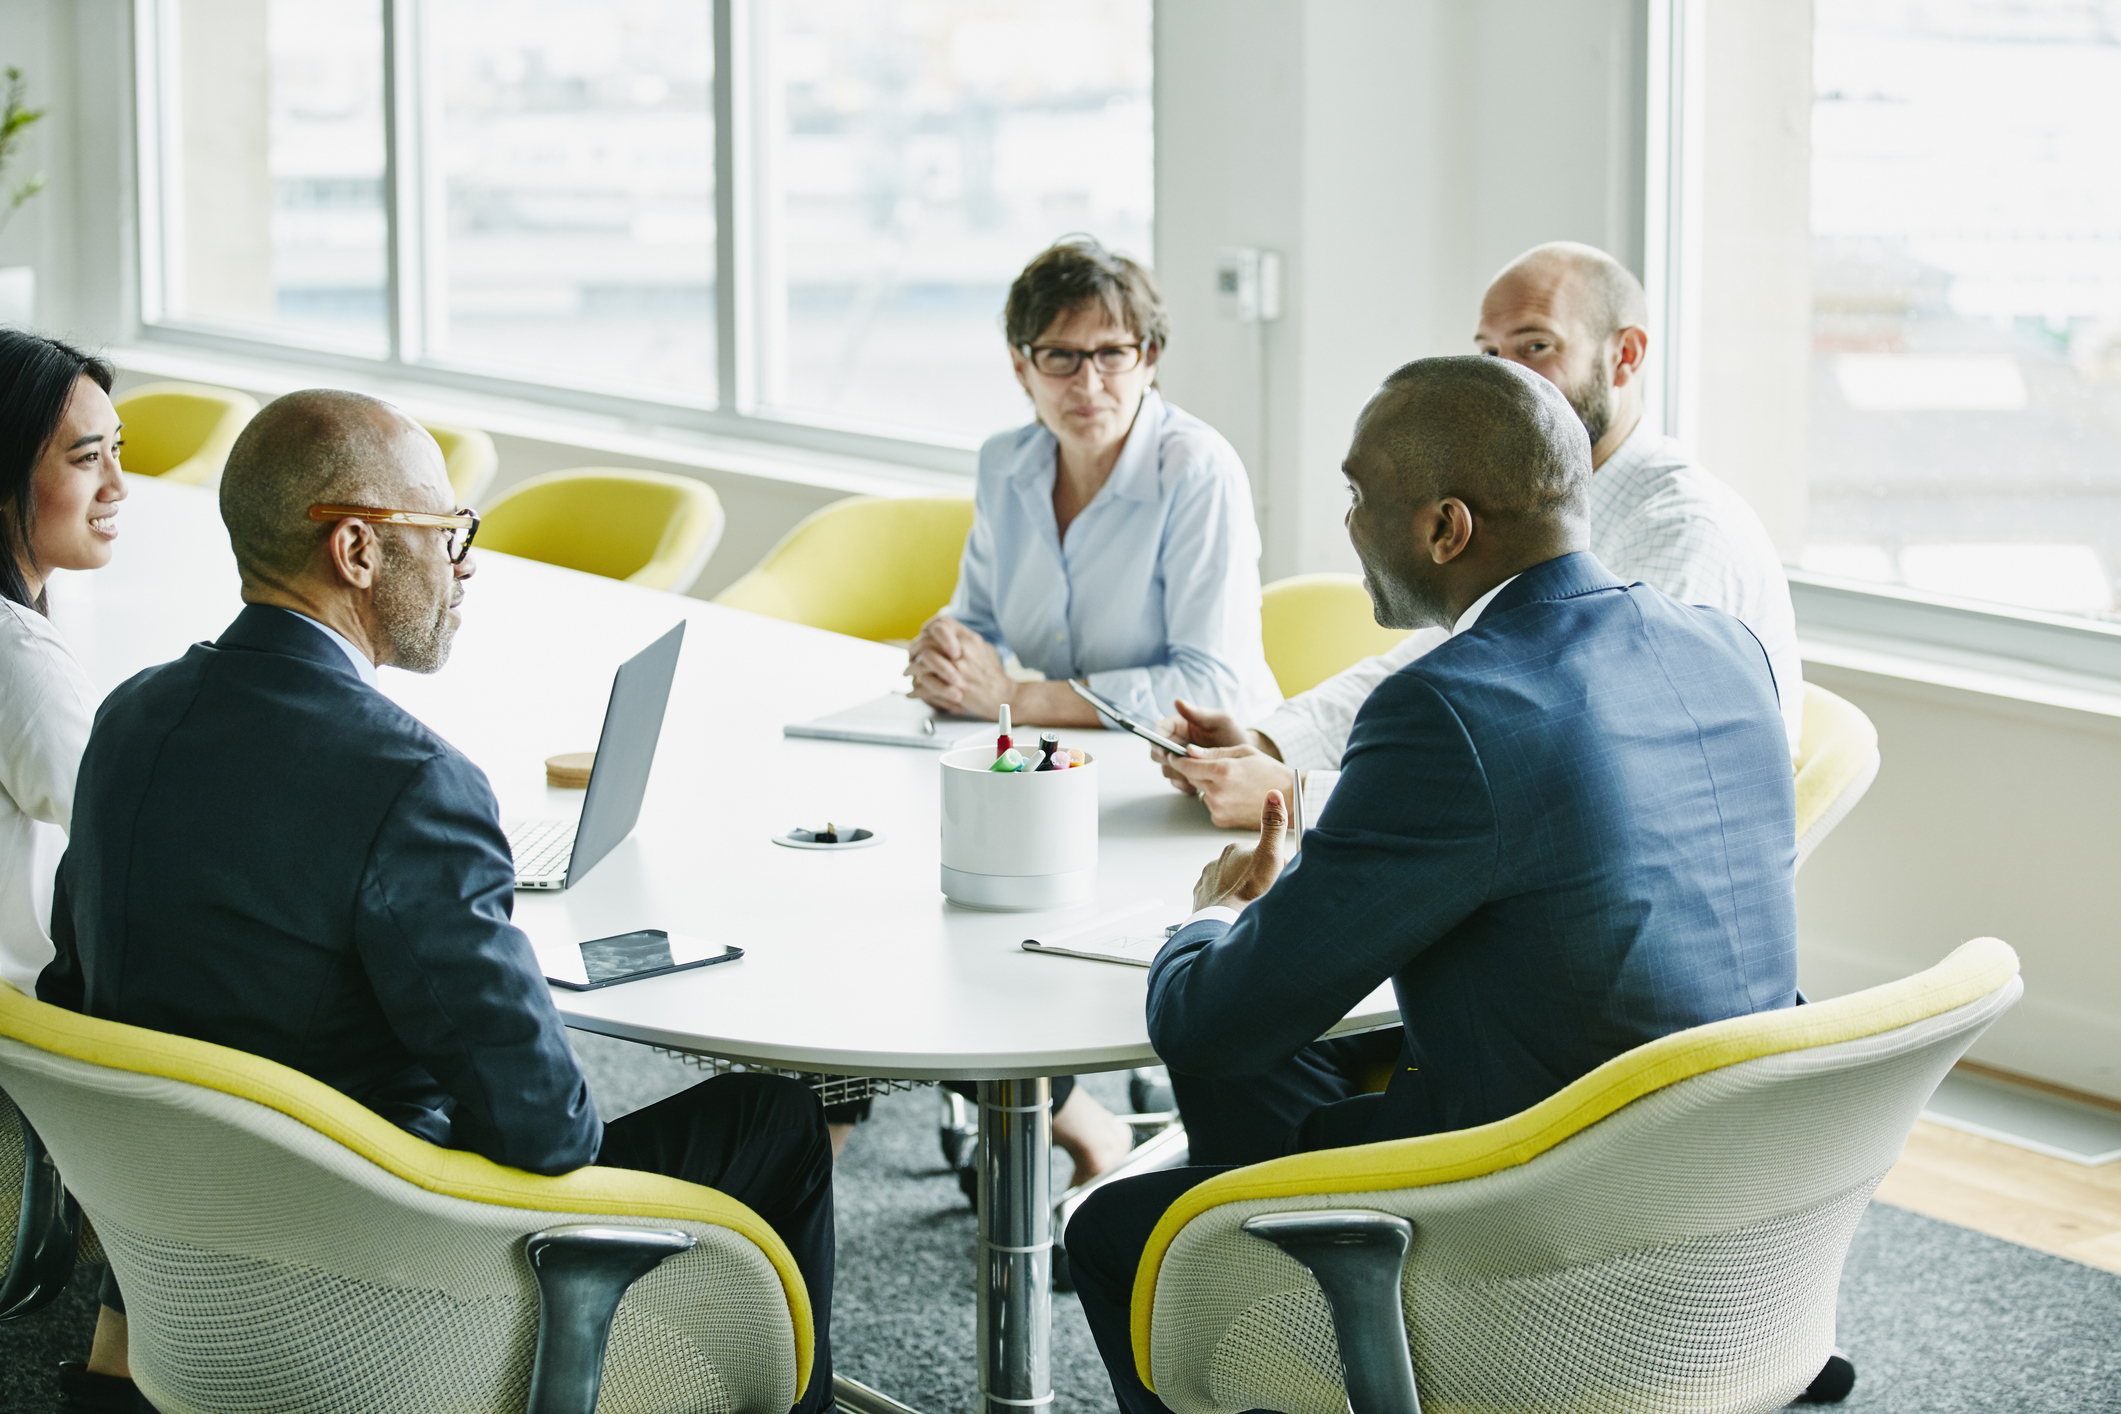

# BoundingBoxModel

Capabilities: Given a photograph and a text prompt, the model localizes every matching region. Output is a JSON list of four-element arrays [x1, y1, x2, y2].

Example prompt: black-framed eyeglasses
[[308, 503, 481, 564], [1020, 342, 1149, 378]]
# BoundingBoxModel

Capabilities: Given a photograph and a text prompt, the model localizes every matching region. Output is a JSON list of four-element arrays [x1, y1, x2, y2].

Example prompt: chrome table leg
[[976, 1077, 1052, 1414]]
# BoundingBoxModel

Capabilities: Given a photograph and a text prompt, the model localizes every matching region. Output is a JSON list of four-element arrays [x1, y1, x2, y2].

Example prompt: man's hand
[[1163, 748, 1299, 830], [1191, 789, 1290, 911], [905, 614, 1016, 718], [1153, 698, 1251, 752], [1152, 699, 1293, 826]]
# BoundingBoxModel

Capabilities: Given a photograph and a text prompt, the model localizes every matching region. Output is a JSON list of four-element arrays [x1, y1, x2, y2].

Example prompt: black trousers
[[1168, 1028, 1403, 1165], [597, 1072, 837, 1414], [1071, 1055, 1400, 1414]]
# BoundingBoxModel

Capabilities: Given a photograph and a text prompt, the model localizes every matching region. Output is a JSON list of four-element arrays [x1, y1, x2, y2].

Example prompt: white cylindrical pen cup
[[938, 746, 1097, 910]]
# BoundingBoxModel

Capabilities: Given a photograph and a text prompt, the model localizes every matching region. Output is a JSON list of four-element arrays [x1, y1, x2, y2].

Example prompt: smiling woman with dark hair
[[0, 328, 138, 1407], [0, 328, 124, 991]]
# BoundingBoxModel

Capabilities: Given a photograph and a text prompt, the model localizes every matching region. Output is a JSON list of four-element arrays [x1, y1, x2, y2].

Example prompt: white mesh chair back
[[1144, 940, 2020, 1414], [0, 1036, 802, 1414]]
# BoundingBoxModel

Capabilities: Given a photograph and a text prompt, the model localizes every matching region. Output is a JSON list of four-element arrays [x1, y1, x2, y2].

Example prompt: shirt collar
[[276, 608, 378, 687], [1010, 388, 1166, 505], [1451, 574, 1520, 637]]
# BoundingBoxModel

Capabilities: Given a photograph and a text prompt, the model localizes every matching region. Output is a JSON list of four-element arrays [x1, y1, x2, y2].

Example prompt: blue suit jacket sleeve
[[1146, 671, 1497, 1075], [353, 751, 601, 1175]]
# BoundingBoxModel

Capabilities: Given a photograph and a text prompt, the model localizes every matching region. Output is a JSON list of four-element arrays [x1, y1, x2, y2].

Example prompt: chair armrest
[[0, 1115, 82, 1322], [1243, 1209, 1421, 1414], [524, 1223, 696, 1414]]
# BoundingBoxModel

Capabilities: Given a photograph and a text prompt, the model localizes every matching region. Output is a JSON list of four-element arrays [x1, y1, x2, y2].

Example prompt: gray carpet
[[0, 1031, 2114, 1412]]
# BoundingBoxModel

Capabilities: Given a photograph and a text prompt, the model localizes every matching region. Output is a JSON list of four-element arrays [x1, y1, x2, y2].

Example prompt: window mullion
[[713, 0, 750, 413]]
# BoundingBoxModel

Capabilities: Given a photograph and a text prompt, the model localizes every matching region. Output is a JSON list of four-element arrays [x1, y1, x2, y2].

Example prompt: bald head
[[1362, 355, 1590, 533], [1491, 241, 1647, 343], [1341, 357, 1590, 631], [1476, 242, 1651, 458], [219, 389, 443, 583]]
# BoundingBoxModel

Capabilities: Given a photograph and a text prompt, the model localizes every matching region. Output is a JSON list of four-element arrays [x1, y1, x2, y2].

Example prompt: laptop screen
[[567, 620, 686, 886]]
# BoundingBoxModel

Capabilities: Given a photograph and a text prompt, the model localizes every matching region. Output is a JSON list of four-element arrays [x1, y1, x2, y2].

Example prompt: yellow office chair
[[422, 420, 499, 505], [1260, 574, 1409, 697], [0, 984, 810, 1414], [1794, 683, 1881, 869], [1127, 937, 2021, 1414], [714, 494, 975, 641], [111, 381, 259, 487], [476, 467, 725, 594]]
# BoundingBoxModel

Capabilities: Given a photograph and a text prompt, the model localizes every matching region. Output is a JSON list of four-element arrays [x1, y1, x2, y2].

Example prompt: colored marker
[[989, 747, 1028, 772], [997, 704, 1013, 759], [1034, 733, 1061, 771]]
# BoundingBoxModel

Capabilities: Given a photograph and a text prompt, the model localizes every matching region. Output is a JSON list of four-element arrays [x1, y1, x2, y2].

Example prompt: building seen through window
[[1806, 0, 2121, 619], [145, 0, 1152, 453]]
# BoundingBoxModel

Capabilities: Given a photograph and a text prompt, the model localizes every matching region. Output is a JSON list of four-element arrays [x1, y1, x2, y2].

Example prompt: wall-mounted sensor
[[1216, 248, 1283, 323]]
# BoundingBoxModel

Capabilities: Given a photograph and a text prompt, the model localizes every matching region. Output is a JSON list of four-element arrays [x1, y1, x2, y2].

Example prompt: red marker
[[996, 704, 1013, 760]]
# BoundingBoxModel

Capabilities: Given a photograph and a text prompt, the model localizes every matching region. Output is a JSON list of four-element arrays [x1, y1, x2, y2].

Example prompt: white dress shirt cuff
[[1179, 904, 1243, 930], [1252, 703, 1337, 775]]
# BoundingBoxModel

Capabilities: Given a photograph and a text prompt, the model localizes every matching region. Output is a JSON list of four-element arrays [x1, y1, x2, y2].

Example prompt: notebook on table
[[785, 692, 991, 749]]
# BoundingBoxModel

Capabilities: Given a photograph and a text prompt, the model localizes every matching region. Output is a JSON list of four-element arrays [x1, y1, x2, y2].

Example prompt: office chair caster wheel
[[1794, 1351, 1856, 1404]]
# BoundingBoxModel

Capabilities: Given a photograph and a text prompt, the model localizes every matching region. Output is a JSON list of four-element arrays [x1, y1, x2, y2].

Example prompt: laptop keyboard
[[506, 817, 577, 886]]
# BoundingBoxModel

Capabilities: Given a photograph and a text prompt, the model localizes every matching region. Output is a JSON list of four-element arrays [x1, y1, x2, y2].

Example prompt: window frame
[[1644, 0, 2121, 686], [127, 0, 983, 476]]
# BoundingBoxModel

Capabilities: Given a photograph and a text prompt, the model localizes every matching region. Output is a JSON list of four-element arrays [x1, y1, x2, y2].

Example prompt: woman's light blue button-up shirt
[[943, 390, 1282, 725]]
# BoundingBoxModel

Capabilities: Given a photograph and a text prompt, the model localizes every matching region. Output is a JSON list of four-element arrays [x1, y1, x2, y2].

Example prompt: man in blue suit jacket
[[1068, 357, 1797, 1414], [42, 391, 835, 1412]]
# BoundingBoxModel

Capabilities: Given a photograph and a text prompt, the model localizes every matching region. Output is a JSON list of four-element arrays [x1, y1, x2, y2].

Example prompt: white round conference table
[[53, 475, 1399, 1414]]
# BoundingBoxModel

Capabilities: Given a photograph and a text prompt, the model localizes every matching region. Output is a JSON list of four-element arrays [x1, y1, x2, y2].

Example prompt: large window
[[1802, 0, 2121, 620], [138, 0, 1153, 458]]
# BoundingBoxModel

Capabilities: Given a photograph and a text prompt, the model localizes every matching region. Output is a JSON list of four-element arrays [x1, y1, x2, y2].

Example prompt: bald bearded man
[[1158, 241, 1802, 828], [40, 391, 836, 1412]]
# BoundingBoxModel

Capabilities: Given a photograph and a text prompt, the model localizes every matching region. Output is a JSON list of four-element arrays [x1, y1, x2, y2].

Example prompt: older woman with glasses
[[905, 235, 1279, 738], [883, 237, 1278, 1189]]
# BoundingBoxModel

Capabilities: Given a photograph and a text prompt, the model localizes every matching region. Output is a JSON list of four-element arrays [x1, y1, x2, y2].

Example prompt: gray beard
[[1362, 556, 1450, 632], [375, 543, 456, 674]]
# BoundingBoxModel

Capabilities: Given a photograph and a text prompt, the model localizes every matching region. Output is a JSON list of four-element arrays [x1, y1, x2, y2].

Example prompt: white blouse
[[0, 597, 96, 994]]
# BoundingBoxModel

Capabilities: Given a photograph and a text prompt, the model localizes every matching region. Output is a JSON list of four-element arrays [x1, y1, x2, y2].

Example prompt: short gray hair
[[219, 389, 414, 580]]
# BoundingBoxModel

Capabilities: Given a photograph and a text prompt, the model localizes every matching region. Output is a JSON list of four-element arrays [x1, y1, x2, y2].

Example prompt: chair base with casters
[[0, 985, 812, 1414], [1128, 939, 2019, 1414]]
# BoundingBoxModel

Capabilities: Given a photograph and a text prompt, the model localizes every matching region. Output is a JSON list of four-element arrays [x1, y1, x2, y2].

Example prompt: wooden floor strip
[[1875, 1120, 2121, 1276]]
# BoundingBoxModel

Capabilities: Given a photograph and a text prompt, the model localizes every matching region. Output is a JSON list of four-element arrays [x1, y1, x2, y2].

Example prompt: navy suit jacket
[[40, 605, 600, 1175], [1148, 552, 1798, 1141]]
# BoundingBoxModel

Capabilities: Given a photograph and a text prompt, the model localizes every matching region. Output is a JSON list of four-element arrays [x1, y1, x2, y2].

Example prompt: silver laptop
[[507, 622, 685, 890]]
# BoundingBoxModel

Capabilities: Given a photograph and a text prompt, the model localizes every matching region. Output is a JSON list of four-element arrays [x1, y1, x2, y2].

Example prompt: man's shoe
[[54, 1362, 149, 1413]]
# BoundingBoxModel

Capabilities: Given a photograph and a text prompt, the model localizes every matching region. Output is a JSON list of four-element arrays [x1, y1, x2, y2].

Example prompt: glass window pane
[[761, 0, 1153, 443], [428, 0, 716, 404], [1808, 1, 2121, 620], [160, 0, 387, 351]]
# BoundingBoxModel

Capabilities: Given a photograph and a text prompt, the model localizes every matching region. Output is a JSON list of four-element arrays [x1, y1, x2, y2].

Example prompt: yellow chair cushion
[[1130, 935, 2019, 1386], [1260, 574, 1410, 697], [421, 421, 500, 505], [477, 467, 722, 592], [714, 495, 975, 642], [0, 982, 814, 1397], [1794, 683, 1879, 840], [112, 382, 259, 487]]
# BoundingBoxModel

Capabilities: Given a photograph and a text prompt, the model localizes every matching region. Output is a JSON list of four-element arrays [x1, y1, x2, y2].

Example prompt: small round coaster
[[772, 825, 883, 851], [545, 751, 595, 788]]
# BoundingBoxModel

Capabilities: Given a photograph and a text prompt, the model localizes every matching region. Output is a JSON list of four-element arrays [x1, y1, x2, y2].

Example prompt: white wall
[[1798, 664, 2121, 1102], [1155, 0, 1648, 583]]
